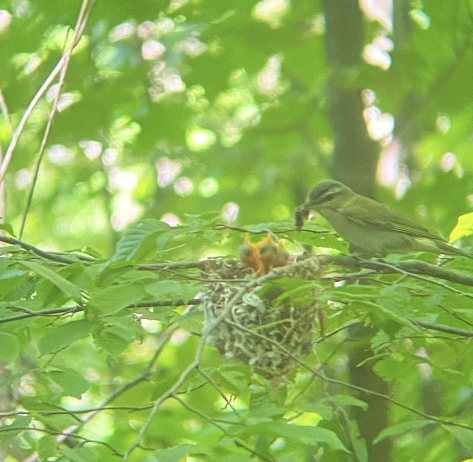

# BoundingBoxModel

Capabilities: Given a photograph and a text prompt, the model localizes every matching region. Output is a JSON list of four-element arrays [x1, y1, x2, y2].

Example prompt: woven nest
[[201, 258, 321, 378]]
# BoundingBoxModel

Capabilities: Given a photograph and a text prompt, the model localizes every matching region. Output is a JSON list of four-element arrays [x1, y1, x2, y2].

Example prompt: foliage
[[1, 0, 473, 461]]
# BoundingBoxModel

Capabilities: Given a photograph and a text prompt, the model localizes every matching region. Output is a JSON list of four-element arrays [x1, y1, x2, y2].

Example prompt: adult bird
[[297, 180, 472, 258]]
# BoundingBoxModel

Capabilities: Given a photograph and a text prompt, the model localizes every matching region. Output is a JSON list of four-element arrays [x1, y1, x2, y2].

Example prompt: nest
[[200, 258, 321, 378]]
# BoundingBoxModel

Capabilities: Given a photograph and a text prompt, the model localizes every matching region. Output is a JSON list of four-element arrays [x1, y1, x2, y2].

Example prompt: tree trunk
[[322, 1, 391, 460]]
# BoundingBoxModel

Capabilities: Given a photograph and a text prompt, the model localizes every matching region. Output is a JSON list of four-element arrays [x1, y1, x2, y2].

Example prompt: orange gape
[[239, 233, 290, 275], [239, 234, 261, 272]]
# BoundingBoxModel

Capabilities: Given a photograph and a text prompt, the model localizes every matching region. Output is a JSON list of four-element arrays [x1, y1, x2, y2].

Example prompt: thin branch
[[0, 307, 81, 324], [315, 370, 473, 432], [130, 299, 201, 309], [409, 319, 473, 337], [0, 88, 13, 134], [0, 0, 96, 187], [0, 404, 154, 418], [0, 235, 94, 263], [214, 224, 307, 235], [0, 299, 201, 325], [197, 367, 242, 418], [368, 259, 473, 299], [224, 316, 473, 432], [172, 395, 228, 433], [54, 324, 179, 449], [318, 255, 473, 287], [122, 270, 275, 461], [19, 1, 95, 239], [0, 426, 121, 456], [138, 261, 208, 271], [173, 395, 273, 462], [122, 355, 201, 460]]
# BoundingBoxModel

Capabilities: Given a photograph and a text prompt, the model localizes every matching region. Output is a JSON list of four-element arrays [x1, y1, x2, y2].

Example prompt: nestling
[[240, 233, 291, 275], [297, 180, 472, 258]]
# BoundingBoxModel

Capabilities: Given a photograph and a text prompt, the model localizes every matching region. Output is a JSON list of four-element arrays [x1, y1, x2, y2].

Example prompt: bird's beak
[[295, 204, 310, 230]]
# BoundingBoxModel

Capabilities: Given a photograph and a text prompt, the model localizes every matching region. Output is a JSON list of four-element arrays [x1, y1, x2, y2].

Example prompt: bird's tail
[[439, 241, 473, 259]]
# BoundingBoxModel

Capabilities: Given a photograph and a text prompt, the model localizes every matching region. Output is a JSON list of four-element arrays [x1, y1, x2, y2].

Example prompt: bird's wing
[[339, 195, 444, 241]]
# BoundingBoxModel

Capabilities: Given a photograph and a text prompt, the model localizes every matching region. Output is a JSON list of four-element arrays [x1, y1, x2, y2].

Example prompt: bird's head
[[304, 180, 352, 211]]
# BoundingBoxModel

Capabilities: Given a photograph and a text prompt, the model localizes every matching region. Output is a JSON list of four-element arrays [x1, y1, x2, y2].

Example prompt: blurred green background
[[2, 0, 472, 256], [2, 1, 473, 462]]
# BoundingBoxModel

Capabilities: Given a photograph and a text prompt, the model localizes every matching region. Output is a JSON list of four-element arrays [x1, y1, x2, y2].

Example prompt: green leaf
[[177, 310, 204, 332], [0, 223, 15, 236], [39, 320, 92, 355], [145, 280, 199, 301], [94, 323, 138, 355], [444, 425, 473, 451], [49, 370, 89, 398], [0, 332, 20, 365], [239, 421, 349, 452], [293, 225, 349, 252], [88, 283, 144, 315], [19, 261, 82, 302], [38, 435, 57, 459], [0, 268, 28, 280], [61, 446, 98, 462], [0, 244, 22, 255], [320, 394, 369, 411], [345, 418, 368, 462], [9, 415, 32, 428], [112, 219, 170, 261], [153, 444, 204, 462], [450, 212, 473, 242], [374, 420, 435, 443]]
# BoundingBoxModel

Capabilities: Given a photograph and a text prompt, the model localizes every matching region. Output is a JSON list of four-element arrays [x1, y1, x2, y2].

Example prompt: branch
[[225, 315, 473, 432], [197, 367, 242, 418], [0, 88, 13, 135], [409, 320, 473, 337], [0, 426, 121, 456], [0, 235, 94, 263], [122, 270, 277, 461], [318, 255, 473, 287], [52, 324, 179, 453], [19, 0, 96, 238], [0, 306, 81, 324], [173, 395, 273, 462], [0, 299, 201, 324], [0, 0, 96, 186]]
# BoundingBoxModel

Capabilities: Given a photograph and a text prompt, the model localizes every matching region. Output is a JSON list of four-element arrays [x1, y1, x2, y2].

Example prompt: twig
[[197, 367, 242, 418], [0, 426, 121, 456], [0, 88, 13, 134], [0, 299, 201, 325], [0, 404, 155, 418], [214, 224, 304, 235], [56, 324, 179, 448], [409, 319, 473, 337], [318, 255, 473, 287], [0, 233, 94, 263], [122, 270, 275, 461], [122, 352, 202, 460], [0, 306, 81, 324], [173, 395, 228, 433], [173, 395, 273, 462], [222, 316, 473, 432], [130, 299, 201, 308], [19, 0, 94, 238], [367, 259, 473, 299], [0, 0, 96, 187], [138, 261, 208, 271]]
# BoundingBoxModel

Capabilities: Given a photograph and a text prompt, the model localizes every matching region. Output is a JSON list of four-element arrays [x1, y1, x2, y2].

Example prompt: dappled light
[[221, 201, 239, 223], [1, 1, 473, 461], [156, 157, 182, 187]]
